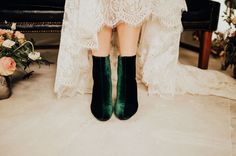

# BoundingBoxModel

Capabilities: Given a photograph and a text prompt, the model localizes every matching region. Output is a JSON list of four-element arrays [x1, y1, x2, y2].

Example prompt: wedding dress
[[54, 0, 236, 100]]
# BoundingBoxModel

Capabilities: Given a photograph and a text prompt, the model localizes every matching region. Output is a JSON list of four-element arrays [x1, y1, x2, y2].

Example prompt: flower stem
[[13, 41, 34, 53]]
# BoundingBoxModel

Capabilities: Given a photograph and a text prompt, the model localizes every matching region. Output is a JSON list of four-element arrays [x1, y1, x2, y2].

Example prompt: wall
[[213, 0, 229, 33]]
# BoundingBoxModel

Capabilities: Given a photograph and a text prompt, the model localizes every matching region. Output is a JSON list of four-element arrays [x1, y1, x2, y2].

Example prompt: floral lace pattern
[[78, 0, 186, 31], [102, 0, 152, 27], [76, 0, 187, 49]]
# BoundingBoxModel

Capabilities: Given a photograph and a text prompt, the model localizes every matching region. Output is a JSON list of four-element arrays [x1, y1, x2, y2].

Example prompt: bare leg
[[92, 26, 112, 56], [117, 23, 141, 56]]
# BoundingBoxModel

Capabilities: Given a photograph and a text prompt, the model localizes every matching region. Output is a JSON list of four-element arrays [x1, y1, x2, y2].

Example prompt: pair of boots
[[91, 55, 138, 121]]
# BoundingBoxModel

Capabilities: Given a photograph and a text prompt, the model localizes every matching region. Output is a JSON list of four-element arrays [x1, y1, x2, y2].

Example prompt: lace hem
[[75, 0, 187, 49], [86, 0, 186, 30]]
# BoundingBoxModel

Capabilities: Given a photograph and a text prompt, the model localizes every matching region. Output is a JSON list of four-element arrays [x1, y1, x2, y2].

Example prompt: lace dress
[[54, 0, 236, 100]]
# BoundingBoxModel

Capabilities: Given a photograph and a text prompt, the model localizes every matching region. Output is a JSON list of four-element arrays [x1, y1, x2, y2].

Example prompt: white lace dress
[[54, 0, 236, 100]]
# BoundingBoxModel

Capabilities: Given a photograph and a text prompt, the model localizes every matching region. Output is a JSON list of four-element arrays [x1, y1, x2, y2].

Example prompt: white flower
[[11, 23, 16, 30], [28, 52, 41, 61], [2, 39, 15, 48]]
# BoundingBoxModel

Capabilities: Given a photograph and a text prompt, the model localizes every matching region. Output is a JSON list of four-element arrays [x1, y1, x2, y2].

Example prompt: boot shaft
[[117, 55, 136, 82], [92, 55, 112, 80]]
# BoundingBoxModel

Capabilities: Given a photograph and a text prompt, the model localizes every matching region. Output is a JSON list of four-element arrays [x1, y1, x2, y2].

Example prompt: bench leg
[[198, 31, 212, 69]]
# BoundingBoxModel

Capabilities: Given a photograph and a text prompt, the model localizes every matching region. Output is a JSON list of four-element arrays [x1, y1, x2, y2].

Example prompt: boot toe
[[115, 102, 138, 120], [91, 104, 113, 121]]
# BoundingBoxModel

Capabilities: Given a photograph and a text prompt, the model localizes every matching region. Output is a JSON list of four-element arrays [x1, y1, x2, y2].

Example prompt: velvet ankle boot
[[115, 55, 138, 120], [91, 55, 113, 121]]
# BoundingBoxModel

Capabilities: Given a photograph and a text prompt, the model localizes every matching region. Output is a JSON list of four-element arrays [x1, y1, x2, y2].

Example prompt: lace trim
[[74, 0, 187, 49], [100, 0, 153, 28], [93, 0, 187, 29]]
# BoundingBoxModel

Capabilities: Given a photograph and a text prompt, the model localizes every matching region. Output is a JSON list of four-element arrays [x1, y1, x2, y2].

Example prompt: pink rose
[[0, 57, 16, 76], [0, 29, 5, 36]]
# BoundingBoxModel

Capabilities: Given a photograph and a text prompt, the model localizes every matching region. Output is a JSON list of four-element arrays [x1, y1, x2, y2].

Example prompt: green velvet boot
[[115, 55, 138, 120], [91, 55, 113, 121]]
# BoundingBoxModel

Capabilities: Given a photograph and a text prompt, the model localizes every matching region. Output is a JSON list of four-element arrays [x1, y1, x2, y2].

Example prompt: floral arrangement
[[0, 22, 51, 78], [212, 0, 236, 78]]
